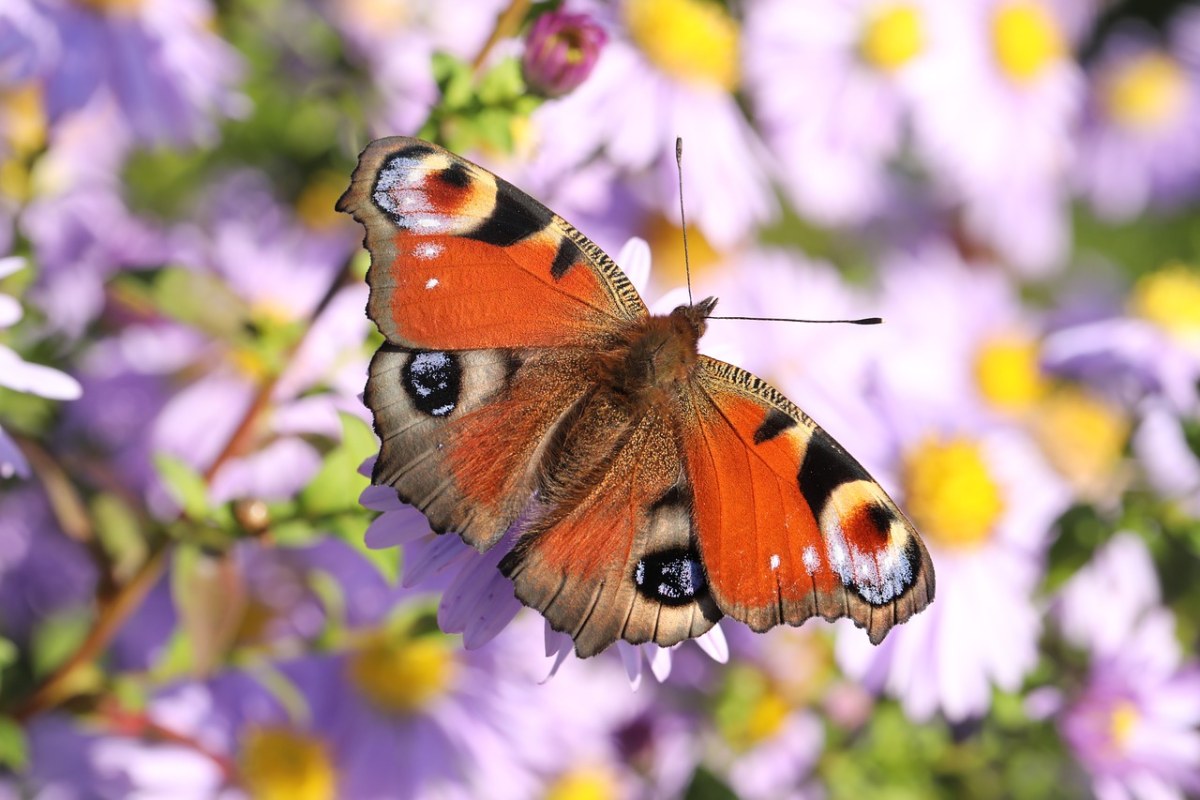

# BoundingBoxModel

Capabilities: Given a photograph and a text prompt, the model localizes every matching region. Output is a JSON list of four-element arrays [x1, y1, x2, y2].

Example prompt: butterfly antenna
[[676, 137, 694, 307], [708, 315, 884, 325]]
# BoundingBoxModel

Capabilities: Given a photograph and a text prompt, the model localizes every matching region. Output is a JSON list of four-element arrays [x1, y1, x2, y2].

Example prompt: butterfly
[[337, 137, 935, 658]]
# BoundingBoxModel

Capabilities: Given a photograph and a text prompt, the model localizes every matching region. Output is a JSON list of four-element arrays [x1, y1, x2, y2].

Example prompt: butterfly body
[[340, 137, 935, 657]]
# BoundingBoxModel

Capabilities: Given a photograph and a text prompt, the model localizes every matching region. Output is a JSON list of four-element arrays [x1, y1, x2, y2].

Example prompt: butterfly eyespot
[[634, 548, 706, 606], [436, 162, 471, 190], [402, 351, 461, 418]]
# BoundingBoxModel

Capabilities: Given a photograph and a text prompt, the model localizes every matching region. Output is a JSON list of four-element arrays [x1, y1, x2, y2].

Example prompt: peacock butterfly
[[337, 137, 935, 657]]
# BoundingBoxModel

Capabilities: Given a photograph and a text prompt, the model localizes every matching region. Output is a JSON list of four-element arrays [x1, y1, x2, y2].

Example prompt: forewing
[[681, 356, 934, 644], [338, 137, 647, 351]]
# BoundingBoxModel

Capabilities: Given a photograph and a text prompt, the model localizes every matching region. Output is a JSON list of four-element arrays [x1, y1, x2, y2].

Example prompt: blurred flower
[[19, 711, 227, 799], [0, 2, 57, 86], [31, 0, 246, 146], [148, 173, 363, 512], [160, 614, 641, 799], [324, 0, 509, 135], [533, 0, 775, 249], [830, 248, 1071, 721], [0, 255, 82, 478], [0, 485, 96, 641], [1057, 533, 1200, 799], [743, 0, 939, 225], [522, 10, 607, 99], [709, 662, 825, 800], [1075, 12, 1200, 219], [909, 0, 1087, 272]]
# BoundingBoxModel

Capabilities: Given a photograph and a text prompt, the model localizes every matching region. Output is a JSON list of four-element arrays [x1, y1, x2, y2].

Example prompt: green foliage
[[421, 54, 542, 153], [154, 453, 212, 521], [0, 717, 27, 771]]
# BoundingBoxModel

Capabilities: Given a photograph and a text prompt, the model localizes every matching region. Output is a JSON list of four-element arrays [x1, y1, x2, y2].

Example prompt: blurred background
[[1, 0, 1199, 797]]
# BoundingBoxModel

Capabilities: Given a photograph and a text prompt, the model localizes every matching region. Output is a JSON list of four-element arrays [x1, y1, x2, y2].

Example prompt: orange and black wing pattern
[[681, 356, 934, 643], [337, 136, 646, 352]]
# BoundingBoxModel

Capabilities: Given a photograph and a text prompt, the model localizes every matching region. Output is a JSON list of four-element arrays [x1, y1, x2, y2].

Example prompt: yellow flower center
[[902, 437, 1005, 548], [991, 0, 1065, 83], [716, 667, 792, 751], [544, 766, 621, 800], [348, 633, 458, 714], [1109, 699, 1139, 750], [1130, 262, 1200, 338], [296, 172, 351, 231], [624, 0, 740, 90], [1032, 387, 1128, 492], [859, 4, 924, 72], [2, 85, 46, 158], [239, 727, 336, 800], [1102, 52, 1188, 131], [974, 333, 1047, 412]]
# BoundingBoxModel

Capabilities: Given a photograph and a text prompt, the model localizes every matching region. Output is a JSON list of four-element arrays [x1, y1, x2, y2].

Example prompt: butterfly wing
[[498, 393, 722, 658], [337, 137, 646, 351], [681, 356, 934, 643], [347, 138, 648, 553]]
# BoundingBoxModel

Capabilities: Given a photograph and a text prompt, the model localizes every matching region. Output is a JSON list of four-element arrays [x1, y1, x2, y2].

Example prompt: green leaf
[[30, 610, 93, 678], [154, 453, 211, 520], [171, 544, 246, 676], [683, 767, 738, 800], [433, 52, 474, 110], [0, 718, 27, 771], [152, 267, 251, 339], [299, 413, 376, 517], [477, 57, 525, 105], [91, 493, 147, 582]]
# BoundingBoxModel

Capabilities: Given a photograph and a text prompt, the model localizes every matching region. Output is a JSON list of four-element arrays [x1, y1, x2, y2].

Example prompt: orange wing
[[337, 137, 646, 351], [682, 357, 934, 643]]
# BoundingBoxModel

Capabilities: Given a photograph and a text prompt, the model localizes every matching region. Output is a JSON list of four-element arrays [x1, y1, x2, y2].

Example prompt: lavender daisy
[[0, 255, 82, 478], [826, 247, 1072, 721], [532, 0, 775, 249], [743, 0, 939, 225], [32, 0, 246, 146], [1056, 533, 1200, 799], [323, 0, 510, 135], [907, 0, 1089, 272], [1075, 10, 1200, 219]]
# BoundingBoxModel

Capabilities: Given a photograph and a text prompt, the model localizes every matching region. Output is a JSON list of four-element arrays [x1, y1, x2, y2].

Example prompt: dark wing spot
[[465, 176, 553, 246], [634, 548, 706, 607], [753, 409, 797, 444], [402, 351, 461, 417], [867, 503, 895, 535], [436, 161, 471, 189], [394, 142, 437, 160], [797, 429, 872, 514], [648, 484, 684, 513], [550, 237, 581, 280]]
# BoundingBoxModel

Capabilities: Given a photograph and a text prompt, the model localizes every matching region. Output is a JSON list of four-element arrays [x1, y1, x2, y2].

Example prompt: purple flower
[[1074, 11, 1200, 219], [0, 1, 57, 86], [0, 486, 97, 642], [31, 0, 246, 146], [531, 0, 776, 249], [1056, 534, 1200, 798], [522, 11, 607, 98], [0, 256, 82, 477]]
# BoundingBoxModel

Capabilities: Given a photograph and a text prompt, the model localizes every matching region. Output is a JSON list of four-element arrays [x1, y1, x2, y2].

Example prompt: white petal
[[0, 346, 82, 399], [694, 623, 729, 663], [0, 257, 24, 280], [0, 295, 22, 328], [616, 237, 652, 294]]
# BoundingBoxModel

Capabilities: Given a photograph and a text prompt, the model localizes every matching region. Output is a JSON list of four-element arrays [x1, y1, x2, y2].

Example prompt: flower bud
[[521, 11, 607, 99]]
